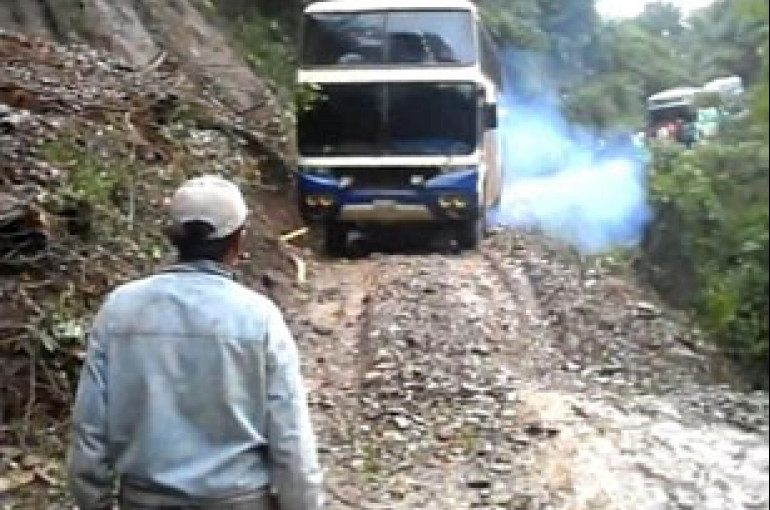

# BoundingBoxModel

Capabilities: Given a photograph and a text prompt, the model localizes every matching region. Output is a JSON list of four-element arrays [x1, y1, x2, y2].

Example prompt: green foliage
[[565, 72, 646, 128], [479, 0, 599, 80], [230, 14, 297, 99], [637, 2, 685, 38], [208, 0, 305, 101], [537, 0, 600, 80], [736, 0, 769, 134], [211, 0, 303, 28], [39, 138, 126, 206], [564, 14, 697, 127], [481, 0, 697, 129], [685, 0, 767, 83], [295, 82, 323, 113], [648, 123, 769, 373], [37, 283, 90, 356], [479, 0, 548, 50], [483, 0, 767, 130], [752, 75, 769, 132]]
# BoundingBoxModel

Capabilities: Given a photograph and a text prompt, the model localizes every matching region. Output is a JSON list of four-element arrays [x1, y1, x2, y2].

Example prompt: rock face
[[0, 0, 272, 113], [0, 31, 300, 444]]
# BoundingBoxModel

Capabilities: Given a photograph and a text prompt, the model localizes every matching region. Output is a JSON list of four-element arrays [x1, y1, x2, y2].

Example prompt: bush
[[230, 14, 297, 99], [647, 121, 769, 382]]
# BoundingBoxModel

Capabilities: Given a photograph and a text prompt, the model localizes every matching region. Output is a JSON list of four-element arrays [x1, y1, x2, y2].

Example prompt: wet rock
[[633, 301, 662, 319], [467, 479, 493, 490]]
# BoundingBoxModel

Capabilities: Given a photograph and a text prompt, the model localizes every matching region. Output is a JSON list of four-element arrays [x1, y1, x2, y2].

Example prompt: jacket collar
[[161, 259, 234, 279]]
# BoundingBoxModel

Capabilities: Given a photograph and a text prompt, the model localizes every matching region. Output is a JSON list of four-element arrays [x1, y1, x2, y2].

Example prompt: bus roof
[[304, 0, 478, 15], [647, 87, 700, 103]]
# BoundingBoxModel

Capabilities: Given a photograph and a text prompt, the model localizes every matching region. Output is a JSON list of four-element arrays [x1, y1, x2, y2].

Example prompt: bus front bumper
[[298, 168, 480, 224]]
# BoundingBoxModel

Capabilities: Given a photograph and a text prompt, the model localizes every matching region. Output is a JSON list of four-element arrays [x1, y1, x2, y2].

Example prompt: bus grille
[[333, 167, 442, 189]]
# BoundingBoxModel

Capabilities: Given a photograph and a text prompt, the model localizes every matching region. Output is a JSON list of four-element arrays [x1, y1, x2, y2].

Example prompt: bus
[[646, 87, 701, 144], [296, 0, 503, 253], [646, 77, 744, 145]]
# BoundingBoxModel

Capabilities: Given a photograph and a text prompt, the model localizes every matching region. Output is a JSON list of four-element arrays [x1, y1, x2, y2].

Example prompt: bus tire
[[324, 222, 349, 256], [456, 217, 483, 251]]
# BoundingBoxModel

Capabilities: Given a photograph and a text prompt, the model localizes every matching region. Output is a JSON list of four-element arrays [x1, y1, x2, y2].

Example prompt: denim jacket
[[67, 261, 323, 510]]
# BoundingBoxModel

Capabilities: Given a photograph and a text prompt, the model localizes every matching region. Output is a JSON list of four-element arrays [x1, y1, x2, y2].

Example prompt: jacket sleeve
[[67, 309, 114, 510], [265, 307, 324, 510]]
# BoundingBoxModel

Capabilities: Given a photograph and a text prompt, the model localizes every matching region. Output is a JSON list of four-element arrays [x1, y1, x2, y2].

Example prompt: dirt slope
[[0, 31, 301, 443], [0, 0, 276, 117]]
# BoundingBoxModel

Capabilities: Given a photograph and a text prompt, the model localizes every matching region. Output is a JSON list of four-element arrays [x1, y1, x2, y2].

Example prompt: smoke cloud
[[494, 53, 651, 253]]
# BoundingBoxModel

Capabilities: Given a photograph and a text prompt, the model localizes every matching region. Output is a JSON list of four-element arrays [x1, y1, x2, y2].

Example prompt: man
[[68, 175, 323, 510]]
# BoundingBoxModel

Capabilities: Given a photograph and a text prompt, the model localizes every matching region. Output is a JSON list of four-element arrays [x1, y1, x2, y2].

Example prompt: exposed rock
[[0, 0, 279, 118]]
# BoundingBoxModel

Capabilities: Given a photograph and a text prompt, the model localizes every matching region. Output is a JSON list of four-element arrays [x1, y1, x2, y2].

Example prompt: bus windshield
[[302, 10, 476, 66], [299, 83, 478, 156], [649, 105, 696, 124]]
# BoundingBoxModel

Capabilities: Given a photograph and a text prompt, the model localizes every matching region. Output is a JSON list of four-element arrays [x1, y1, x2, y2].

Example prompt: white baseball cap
[[169, 175, 248, 239]]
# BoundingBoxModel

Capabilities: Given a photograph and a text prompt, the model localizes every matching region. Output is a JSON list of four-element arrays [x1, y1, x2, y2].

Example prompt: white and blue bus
[[297, 0, 503, 252]]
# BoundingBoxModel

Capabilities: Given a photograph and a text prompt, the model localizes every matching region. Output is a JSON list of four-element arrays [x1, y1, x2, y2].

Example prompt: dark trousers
[[120, 502, 274, 510], [119, 485, 277, 510]]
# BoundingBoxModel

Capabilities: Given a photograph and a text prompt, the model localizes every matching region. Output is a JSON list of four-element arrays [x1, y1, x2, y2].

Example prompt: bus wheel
[[324, 222, 349, 256], [456, 217, 483, 251]]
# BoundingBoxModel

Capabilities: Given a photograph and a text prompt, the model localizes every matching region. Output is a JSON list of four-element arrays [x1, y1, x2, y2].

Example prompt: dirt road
[[288, 233, 769, 510], [3, 232, 766, 510]]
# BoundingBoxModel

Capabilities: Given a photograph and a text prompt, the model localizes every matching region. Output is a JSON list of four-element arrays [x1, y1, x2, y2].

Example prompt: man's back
[[68, 261, 322, 510]]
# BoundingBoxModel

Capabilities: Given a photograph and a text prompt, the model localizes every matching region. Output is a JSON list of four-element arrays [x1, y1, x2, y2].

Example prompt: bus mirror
[[484, 104, 498, 129]]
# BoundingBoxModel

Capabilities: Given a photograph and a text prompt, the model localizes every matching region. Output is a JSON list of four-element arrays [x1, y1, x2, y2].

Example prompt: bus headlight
[[306, 195, 335, 208], [453, 197, 469, 209], [438, 194, 470, 210], [438, 196, 454, 209], [318, 195, 335, 207]]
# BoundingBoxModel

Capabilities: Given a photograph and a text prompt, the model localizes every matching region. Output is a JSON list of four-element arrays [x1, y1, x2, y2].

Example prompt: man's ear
[[225, 228, 246, 265]]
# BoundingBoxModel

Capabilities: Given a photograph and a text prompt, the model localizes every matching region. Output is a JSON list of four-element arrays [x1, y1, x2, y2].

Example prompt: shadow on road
[[319, 226, 469, 259]]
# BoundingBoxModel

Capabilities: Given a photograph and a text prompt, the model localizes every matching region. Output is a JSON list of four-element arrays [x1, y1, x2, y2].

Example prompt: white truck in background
[[646, 76, 745, 145]]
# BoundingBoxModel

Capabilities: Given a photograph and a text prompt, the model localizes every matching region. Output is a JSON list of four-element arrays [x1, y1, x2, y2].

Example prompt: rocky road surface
[[2, 232, 767, 509], [285, 232, 769, 510]]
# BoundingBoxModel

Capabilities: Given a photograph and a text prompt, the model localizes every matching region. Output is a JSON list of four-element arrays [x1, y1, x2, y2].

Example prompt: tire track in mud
[[298, 249, 565, 509]]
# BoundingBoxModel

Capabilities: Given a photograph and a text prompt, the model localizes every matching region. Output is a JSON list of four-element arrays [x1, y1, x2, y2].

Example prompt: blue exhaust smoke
[[494, 54, 651, 253]]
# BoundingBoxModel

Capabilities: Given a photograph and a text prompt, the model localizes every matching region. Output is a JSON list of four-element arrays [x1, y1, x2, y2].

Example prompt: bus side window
[[304, 13, 385, 66], [389, 33, 429, 63], [386, 11, 474, 65]]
